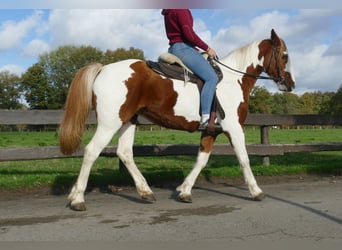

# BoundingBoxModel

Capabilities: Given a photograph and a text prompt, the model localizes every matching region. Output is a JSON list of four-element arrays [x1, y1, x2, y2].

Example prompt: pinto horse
[[59, 29, 295, 211]]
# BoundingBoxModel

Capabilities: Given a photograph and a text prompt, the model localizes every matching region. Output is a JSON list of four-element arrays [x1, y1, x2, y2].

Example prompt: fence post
[[260, 125, 270, 166]]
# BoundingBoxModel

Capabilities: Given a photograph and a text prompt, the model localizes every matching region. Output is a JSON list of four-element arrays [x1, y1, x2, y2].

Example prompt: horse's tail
[[59, 62, 103, 155]]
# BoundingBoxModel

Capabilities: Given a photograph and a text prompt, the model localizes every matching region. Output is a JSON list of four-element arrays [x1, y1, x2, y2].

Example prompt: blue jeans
[[168, 42, 219, 116]]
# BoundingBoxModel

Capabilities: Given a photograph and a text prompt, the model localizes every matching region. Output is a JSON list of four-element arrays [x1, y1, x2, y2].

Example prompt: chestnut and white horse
[[59, 29, 295, 211]]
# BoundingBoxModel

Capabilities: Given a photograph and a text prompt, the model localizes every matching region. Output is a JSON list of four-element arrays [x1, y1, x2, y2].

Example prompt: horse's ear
[[271, 29, 281, 46]]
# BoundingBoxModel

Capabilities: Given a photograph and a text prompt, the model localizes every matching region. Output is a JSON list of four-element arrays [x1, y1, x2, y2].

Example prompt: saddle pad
[[158, 53, 193, 74], [146, 60, 199, 83]]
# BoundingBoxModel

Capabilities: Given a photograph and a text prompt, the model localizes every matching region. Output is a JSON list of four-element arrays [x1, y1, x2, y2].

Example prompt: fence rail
[[1, 110, 342, 165], [1, 110, 342, 126]]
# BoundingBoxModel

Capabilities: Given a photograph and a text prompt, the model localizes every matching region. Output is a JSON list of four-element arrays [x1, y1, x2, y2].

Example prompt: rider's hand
[[206, 47, 217, 58]]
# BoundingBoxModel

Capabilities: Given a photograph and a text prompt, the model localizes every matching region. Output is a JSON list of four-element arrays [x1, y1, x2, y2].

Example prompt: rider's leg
[[169, 43, 218, 126]]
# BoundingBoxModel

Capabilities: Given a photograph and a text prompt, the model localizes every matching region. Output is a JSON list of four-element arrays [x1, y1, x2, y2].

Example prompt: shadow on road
[[196, 184, 342, 225], [266, 194, 342, 225]]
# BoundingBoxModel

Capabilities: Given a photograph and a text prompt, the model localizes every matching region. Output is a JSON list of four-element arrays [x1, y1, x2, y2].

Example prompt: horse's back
[[99, 59, 140, 79], [93, 59, 140, 90]]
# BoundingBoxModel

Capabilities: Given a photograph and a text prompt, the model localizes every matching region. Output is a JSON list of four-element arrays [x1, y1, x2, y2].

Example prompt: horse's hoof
[[69, 202, 87, 211], [253, 192, 265, 201], [178, 194, 192, 203], [141, 193, 156, 202]]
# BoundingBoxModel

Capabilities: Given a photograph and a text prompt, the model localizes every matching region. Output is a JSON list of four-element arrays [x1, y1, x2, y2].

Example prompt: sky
[[0, 1, 342, 94]]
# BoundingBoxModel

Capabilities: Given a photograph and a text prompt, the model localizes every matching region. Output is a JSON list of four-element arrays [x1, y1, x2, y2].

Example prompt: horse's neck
[[220, 40, 264, 98], [221, 40, 263, 73]]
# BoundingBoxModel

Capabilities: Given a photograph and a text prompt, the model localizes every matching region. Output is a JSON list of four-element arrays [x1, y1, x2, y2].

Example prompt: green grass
[[0, 127, 341, 191], [1, 127, 341, 147]]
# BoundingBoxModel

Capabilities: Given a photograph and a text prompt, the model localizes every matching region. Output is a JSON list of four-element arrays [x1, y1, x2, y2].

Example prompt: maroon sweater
[[161, 9, 209, 51]]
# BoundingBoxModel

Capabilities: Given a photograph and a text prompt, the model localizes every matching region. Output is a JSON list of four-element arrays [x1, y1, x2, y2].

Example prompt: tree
[[326, 84, 342, 114], [272, 92, 301, 114], [318, 92, 335, 114], [101, 47, 145, 65], [298, 92, 327, 114], [249, 86, 273, 114], [0, 71, 21, 109], [38, 45, 104, 109], [21, 64, 51, 109], [21, 45, 146, 109]]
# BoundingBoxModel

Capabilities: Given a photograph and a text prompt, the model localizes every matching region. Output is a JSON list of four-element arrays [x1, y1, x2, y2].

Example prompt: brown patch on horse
[[237, 63, 263, 126], [119, 61, 199, 131], [199, 132, 218, 153]]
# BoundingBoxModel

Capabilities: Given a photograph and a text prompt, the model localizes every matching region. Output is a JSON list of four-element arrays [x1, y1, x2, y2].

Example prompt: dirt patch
[[0, 214, 85, 227], [149, 205, 240, 225]]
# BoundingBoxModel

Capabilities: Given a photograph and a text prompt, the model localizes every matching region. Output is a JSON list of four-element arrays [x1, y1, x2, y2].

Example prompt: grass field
[[1, 126, 342, 146], [0, 127, 341, 191]]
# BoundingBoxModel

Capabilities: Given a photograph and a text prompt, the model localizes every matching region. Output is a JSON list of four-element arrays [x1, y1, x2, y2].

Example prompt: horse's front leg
[[177, 133, 216, 202], [224, 129, 264, 201]]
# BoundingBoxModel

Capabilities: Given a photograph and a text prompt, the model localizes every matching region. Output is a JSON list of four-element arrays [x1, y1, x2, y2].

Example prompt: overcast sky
[[0, 3, 342, 94]]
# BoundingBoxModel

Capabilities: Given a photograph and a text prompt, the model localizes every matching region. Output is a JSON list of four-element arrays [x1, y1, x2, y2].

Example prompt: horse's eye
[[282, 54, 288, 62]]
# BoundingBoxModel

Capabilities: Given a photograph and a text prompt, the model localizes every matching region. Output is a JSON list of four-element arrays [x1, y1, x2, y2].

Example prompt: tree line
[[0, 45, 341, 114], [248, 85, 341, 115], [1, 45, 145, 110]]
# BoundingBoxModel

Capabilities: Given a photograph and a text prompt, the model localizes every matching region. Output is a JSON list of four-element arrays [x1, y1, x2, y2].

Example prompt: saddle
[[146, 53, 225, 123]]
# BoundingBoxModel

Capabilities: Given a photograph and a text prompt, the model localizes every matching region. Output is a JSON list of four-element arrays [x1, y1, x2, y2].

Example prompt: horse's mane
[[223, 40, 263, 70]]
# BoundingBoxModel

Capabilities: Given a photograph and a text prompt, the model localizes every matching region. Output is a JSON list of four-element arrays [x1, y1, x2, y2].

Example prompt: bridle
[[213, 42, 284, 83], [264, 43, 284, 82]]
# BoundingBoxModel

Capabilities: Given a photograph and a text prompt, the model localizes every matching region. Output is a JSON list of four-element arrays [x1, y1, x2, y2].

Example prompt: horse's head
[[261, 29, 295, 92]]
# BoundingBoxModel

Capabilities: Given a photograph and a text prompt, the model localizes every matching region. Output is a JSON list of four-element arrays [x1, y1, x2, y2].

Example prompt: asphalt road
[[0, 176, 341, 246]]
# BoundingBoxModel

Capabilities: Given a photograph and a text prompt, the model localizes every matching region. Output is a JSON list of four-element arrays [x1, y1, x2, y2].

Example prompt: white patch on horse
[[285, 53, 296, 83], [172, 79, 201, 122], [227, 41, 264, 71], [216, 41, 264, 119], [93, 60, 138, 124]]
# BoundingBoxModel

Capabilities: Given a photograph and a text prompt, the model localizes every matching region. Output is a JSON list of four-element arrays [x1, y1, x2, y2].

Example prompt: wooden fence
[[0, 110, 342, 166]]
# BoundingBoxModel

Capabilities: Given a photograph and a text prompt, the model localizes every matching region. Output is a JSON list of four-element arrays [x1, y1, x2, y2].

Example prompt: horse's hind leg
[[116, 122, 155, 201], [177, 133, 216, 202], [68, 124, 117, 211]]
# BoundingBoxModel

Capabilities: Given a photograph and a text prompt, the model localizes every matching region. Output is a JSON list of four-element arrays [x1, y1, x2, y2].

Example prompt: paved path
[[0, 177, 341, 245]]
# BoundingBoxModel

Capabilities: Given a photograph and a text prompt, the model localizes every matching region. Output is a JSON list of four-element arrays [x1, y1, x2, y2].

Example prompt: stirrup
[[198, 119, 222, 132], [198, 120, 210, 131]]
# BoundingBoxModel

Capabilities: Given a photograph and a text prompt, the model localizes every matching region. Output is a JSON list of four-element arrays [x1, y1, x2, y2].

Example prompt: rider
[[161, 9, 219, 130]]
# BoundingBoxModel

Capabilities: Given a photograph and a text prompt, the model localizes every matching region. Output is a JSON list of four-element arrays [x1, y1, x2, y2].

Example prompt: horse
[[59, 29, 295, 211]]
